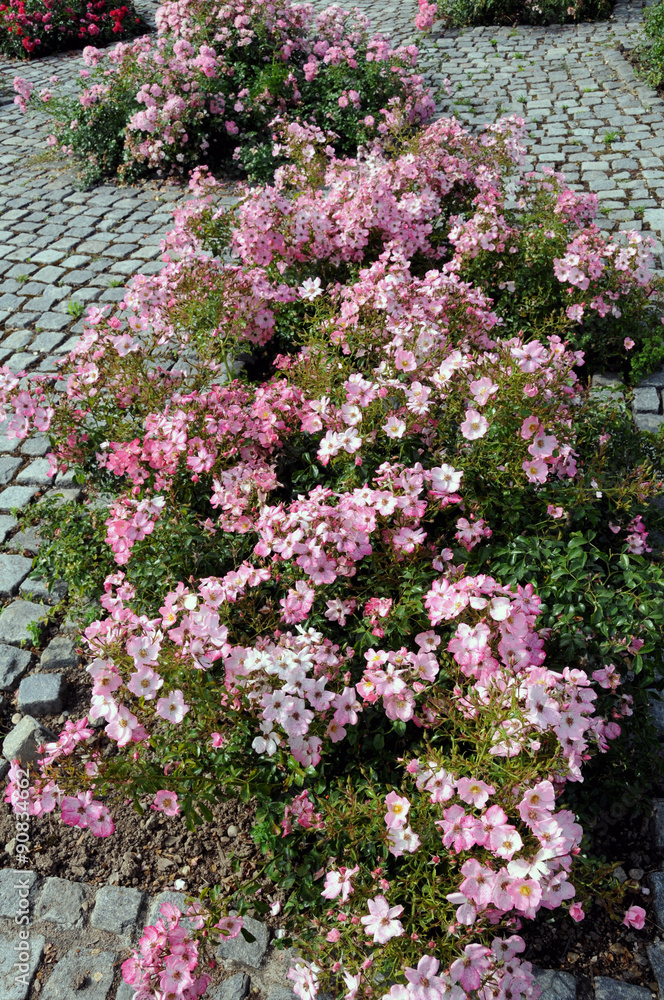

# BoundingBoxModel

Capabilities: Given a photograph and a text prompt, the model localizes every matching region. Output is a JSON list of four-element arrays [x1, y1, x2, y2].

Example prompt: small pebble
[[11, 712, 22, 725], [5, 838, 15, 855], [227, 824, 239, 837], [629, 867, 645, 881], [614, 866, 627, 883], [173, 878, 187, 890]]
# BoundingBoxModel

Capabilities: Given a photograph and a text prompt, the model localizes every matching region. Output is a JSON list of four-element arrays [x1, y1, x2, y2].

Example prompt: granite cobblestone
[[0, 868, 297, 999]]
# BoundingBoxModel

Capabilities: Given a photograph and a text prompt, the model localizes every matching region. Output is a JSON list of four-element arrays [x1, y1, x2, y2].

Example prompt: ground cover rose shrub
[[35, 113, 661, 381], [3, 563, 646, 997], [6, 116, 664, 641], [1, 116, 661, 998], [3, 553, 649, 995], [14, 0, 434, 185], [81, 114, 662, 381], [0, 0, 143, 58], [419, 0, 610, 30]]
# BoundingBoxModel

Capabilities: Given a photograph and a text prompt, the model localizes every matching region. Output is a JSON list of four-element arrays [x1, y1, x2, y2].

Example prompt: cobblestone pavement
[[0, 0, 179, 346], [0, 865, 297, 999], [423, 0, 664, 254], [308, 0, 664, 256], [0, 0, 663, 997]]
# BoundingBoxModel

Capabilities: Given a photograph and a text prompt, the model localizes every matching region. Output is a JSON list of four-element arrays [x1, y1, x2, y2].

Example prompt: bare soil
[[523, 799, 660, 992], [0, 644, 273, 910]]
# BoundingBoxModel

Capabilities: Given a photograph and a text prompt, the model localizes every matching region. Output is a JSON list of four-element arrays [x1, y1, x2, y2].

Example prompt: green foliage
[[21, 493, 258, 616], [47, 79, 149, 187], [25, 615, 48, 647], [483, 531, 664, 671], [455, 182, 664, 382], [637, 0, 664, 88], [21, 498, 114, 605], [436, 0, 611, 27], [67, 300, 85, 319]]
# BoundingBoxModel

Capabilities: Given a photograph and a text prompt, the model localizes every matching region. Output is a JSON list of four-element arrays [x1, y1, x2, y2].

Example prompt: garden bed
[[0, 0, 147, 59], [0, 787, 266, 900], [4, 1, 664, 997], [0, 655, 273, 903], [523, 806, 660, 988], [0, 643, 661, 988], [0, 689, 660, 985], [14, 0, 435, 185]]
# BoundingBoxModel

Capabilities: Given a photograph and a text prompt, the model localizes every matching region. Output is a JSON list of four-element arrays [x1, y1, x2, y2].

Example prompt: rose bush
[[14, 0, 434, 185], [0, 0, 143, 58], [1, 115, 662, 998], [6, 564, 640, 998]]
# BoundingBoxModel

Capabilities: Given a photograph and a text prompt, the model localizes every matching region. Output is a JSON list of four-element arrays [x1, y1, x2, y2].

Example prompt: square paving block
[[0, 928, 44, 1000], [34, 877, 87, 929], [91, 885, 146, 940], [40, 947, 116, 1000]]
